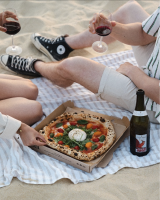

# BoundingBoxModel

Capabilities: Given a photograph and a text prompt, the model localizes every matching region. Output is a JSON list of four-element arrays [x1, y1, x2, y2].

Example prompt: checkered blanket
[[0, 50, 159, 187]]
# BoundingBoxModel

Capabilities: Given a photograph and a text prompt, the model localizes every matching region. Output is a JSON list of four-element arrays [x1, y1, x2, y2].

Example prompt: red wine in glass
[[92, 10, 112, 53], [2, 8, 22, 55], [3, 21, 21, 35], [95, 26, 111, 36]]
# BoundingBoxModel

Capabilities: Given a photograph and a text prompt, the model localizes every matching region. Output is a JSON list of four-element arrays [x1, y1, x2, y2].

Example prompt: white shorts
[[97, 42, 158, 124]]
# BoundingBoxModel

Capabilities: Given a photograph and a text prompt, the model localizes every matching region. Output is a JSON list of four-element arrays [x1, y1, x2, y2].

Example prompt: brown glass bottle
[[130, 89, 150, 156]]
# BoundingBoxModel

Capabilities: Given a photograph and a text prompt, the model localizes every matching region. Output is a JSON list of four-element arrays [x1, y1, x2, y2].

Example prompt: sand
[[0, 0, 159, 200]]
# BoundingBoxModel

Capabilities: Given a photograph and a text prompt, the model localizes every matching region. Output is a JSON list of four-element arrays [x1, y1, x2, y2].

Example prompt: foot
[[31, 33, 74, 61], [0, 54, 42, 77]]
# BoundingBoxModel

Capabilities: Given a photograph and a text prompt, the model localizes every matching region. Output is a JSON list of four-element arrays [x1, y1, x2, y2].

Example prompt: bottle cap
[[136, 89, 145, 95]]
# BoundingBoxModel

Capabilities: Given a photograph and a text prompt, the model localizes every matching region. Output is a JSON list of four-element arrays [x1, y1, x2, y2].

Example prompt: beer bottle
[[130, 89, 150, 156]]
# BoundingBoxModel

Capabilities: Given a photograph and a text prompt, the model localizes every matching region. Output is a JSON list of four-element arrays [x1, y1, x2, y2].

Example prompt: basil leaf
[[85, 128, 92, 134], [65, 127, 71, 132], [50, 133, 54, 138], [91, 144, 98, 150], [54, 137, 61, 143], [100, 135, 105, 142], [80, 146, 86, 151], [87, 134, 92, 139], [92, 128, 98, 133], [56, 123, 63, 128], [81, 139, 90, 145], [77, 120, 88, 125], [63, 130, 68, 135], [70, 125, 78, 129]]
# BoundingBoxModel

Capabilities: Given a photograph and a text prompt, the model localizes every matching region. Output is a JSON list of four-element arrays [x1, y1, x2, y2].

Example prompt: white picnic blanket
[[0, 50, 159, 187]]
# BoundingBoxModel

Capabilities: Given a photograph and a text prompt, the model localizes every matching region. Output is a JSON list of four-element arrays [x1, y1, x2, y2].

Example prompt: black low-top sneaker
[[31, 33, 74, 61], [0, 54, 42, 77]]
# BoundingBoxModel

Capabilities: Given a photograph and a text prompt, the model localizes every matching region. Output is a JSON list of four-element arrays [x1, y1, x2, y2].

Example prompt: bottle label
[[136, 134, 147, 153], [133, 110, 148, 116]]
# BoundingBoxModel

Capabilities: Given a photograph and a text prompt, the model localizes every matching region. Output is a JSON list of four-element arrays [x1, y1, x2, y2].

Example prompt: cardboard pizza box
[[31, 101, 130, 173]]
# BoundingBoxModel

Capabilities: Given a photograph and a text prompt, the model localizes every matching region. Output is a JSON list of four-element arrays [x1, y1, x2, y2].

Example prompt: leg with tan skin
[[65, 0, 149, 49], [0, 74, 43, 125], [0, 97, 43, 125], [0, 74, 38, 100], [35, 57, 105, 93]]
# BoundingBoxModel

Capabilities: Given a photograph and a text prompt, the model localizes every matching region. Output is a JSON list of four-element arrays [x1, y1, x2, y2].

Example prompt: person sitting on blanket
[[0, 1, 159, 124], [0, 11, 46, 146]]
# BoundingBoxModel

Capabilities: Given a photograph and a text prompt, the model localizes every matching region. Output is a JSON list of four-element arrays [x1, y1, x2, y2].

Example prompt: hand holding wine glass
[[89, 10, 112, 53], [0, 11, 18, 32], [2, 8, 22, 55]]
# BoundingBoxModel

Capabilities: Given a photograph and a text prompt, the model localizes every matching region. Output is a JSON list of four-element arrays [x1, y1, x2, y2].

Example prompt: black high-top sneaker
[[0, 54, 42, 77], [31, 33, 74, 61]]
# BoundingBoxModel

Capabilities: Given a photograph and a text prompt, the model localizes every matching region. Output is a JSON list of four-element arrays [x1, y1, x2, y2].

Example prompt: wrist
[[111, 21, 120, 36], [127, 65, 137, 79], [17, 123, 25, 136]]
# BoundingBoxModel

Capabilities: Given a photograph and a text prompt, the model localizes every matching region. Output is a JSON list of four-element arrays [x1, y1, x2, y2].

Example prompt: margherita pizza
[[39, 112, 116, 161]]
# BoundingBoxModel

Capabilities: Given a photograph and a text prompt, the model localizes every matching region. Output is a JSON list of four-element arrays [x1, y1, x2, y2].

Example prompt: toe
[[0, 54, 9, 65], [32, 33, 41, 39]]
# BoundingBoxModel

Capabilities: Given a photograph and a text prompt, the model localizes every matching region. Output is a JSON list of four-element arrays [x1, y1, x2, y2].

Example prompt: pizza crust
[[39, 112, 116, 161]]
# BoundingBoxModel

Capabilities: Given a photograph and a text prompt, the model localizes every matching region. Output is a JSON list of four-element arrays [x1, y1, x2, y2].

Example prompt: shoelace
[[11, 56, 35, 72], [40, 35, 63, 44]]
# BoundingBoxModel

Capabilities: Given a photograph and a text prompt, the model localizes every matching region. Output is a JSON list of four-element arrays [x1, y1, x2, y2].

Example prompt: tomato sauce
[[82, 148, 92, 154], [63, 120, 68, 125]]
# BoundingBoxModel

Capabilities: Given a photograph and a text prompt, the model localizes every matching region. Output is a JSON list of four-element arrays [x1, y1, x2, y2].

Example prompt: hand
[[17, 123, 47, 146], [116, 62, 136, 77], [89, 13, 116, 34], [0, 11, 18, 32]]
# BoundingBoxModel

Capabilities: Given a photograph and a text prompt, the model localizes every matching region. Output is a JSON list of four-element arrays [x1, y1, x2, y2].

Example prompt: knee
[[26, 81, 39, 100], [58, 56, 82, 78], [53, 56, 83, 88], [125, 1, 140, 11], [114, 0, 139, 23], [58, 58, 73, 77], [32, 101, 43, 122]]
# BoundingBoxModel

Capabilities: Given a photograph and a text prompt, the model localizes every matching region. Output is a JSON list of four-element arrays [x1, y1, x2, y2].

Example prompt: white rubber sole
[[31, 34, 57, 62], [0, 56, 17, 74]]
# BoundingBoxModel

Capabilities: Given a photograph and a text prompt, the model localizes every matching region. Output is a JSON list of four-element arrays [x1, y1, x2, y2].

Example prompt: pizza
[[39, 112, 116, 161]]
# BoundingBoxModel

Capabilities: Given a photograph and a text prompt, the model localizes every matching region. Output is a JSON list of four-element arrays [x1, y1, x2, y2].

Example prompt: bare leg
[[0, 74, 38, 100], [35, 57, 105, 93], [65, 0, 149, 49], [0, 97, 43, 125], [0, 74, 43, 124], [0, 74, 30, 80]]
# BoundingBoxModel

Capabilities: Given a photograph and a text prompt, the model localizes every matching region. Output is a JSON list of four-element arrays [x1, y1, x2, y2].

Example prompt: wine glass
[[2, 8, 22, 55], [92, 10, 112, 53]]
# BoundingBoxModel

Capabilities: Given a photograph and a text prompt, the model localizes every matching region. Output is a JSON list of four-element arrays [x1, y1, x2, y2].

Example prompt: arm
[[0, 113, 21, 139], [89, 11, 157, 46], [0, 112, 46, 146], [17, 123, 47, 146], [111, 7, 159, 45], [116, 62, 160, 104], [111, 22, 156, 46]]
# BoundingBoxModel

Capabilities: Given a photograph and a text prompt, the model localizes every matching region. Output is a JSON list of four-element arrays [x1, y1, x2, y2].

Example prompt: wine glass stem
[[99, 36, 103, 47], [11, 35, 15, 49]]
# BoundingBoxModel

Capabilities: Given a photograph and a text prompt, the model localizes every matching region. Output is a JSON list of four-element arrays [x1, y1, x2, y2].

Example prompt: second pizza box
[[31, 101, 130, 173]]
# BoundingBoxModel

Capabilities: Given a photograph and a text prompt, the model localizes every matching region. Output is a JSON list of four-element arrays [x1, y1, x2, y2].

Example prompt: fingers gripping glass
[[2, 8, 22, 55], [92, 10, 112, 53]]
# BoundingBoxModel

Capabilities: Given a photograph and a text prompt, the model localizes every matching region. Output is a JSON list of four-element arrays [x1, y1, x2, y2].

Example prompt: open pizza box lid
[[31, 101, 130, 173]]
